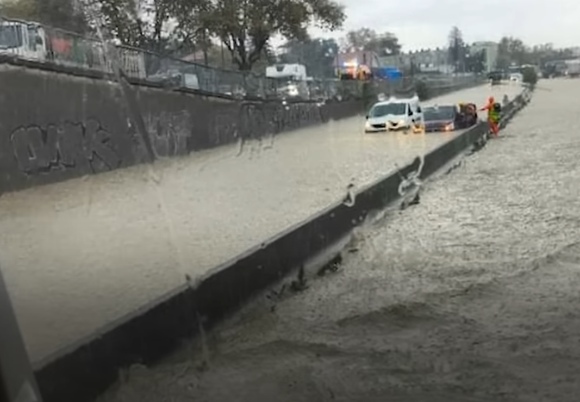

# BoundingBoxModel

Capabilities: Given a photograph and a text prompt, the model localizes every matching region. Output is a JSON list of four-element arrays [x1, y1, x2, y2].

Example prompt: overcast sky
[[307, 0, 580, 51]]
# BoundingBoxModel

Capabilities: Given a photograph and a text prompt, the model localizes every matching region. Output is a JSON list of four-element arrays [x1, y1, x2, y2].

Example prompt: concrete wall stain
[[9, 119, 121, 175]]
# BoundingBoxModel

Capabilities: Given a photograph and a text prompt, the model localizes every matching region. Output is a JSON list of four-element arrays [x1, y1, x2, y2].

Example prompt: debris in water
[[343, 183, 356, 207], [396, 159, 424, 197], [409, 192, 421, 206], [400, 191, 421, 210], [317, 254, 343, 276], [503, 94, 510, 105], [290, 265, 308, 292], [236, 136, 245, 156]]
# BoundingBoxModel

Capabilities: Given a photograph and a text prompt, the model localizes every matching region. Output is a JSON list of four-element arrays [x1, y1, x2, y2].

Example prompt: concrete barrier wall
[[0, 63, 483, 194], [34, 87, 532, 402], [0, 66, 337, 193]]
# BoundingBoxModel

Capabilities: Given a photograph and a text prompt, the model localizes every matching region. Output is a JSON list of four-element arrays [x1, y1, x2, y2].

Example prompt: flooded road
[[101, 79, 580, 402], [0, 84, 522, 362]]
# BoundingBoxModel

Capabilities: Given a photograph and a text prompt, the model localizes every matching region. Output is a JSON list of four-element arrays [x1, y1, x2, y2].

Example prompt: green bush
[[522, 67, 538, 87]]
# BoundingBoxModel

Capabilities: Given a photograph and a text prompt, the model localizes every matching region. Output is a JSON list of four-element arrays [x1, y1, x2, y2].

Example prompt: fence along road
[[0, 83, 523, 364], [0, 17, 483, 102], [0, 17, 367, 100]]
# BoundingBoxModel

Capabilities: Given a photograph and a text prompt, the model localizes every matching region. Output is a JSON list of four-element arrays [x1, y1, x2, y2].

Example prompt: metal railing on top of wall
[[0, 16, 482, 100]]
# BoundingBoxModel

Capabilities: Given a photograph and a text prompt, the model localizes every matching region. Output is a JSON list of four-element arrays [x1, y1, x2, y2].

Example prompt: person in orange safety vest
[[480, 96, 501, 137]]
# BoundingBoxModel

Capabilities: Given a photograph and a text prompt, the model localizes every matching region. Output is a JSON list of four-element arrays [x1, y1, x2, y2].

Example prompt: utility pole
[[0, 265, 42, 402]]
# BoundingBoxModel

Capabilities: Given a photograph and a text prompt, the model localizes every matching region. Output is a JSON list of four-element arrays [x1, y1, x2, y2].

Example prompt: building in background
[[470, 41, 498, 73], [379, 48, 452, 74]]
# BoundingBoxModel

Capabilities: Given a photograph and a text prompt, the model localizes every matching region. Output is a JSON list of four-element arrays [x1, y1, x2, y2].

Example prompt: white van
[[364, 96, 423, 133]]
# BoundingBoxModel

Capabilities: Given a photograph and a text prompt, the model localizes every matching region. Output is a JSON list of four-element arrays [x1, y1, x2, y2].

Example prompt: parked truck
[[0, 19, 146, 78]]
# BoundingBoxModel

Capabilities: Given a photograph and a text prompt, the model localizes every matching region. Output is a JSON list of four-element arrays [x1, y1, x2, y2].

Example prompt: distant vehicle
[[266, 63, 308, 81], [0, 19, 147, 78], [421, 103, 478, 133], [565, 60, 580, 78], [147, 69, 200, 90], [487, 70, 503, 85], [274, 80, 310, 99], [265, 63, 311, 99], [364, 96, 423, 133]]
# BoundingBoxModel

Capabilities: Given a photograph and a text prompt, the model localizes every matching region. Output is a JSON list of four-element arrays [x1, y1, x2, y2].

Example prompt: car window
[[423, 106, 456, 120], [369, 102, 406, 117]]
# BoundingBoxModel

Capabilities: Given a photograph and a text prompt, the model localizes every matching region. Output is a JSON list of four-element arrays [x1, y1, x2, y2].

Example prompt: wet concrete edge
[[31, 88, 532, 402]]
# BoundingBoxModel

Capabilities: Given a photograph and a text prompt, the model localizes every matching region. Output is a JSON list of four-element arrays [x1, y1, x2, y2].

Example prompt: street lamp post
[[0, 265, 42, 402]]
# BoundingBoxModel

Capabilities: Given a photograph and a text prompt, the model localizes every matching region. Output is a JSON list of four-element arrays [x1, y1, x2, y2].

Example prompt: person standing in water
[[480, 96, 501, 137]]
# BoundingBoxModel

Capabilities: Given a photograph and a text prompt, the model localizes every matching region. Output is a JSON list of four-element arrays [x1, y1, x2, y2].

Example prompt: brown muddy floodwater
[[0, 84, 521, 363], [100, 79, 580, 402], [103, 80, 580, 402]]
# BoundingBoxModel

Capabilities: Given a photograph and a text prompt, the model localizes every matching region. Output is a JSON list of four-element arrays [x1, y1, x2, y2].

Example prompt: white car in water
[[364, 96, 424, 133]]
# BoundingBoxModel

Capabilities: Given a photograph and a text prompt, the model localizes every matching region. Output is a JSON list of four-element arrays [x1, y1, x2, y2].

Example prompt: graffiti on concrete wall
[[239, 102, 323, 141], [211, 109, 238, 147], [9, 119, 121, 174], [144, 111, 191, 157], [239, 103, 270, 141]]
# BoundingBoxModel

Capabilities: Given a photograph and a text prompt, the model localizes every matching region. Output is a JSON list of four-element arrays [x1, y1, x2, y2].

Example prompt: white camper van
[[265, 63, 310, 98], [0, 19, 147, 78], [364, 95, 423, 133]]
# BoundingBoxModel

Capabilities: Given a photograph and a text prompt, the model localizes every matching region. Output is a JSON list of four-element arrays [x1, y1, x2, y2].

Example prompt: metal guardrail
[[0, 17, 483, 101]]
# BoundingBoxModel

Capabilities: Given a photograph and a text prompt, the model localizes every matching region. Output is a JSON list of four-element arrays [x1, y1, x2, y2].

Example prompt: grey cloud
[[311, 0, 580, 50]]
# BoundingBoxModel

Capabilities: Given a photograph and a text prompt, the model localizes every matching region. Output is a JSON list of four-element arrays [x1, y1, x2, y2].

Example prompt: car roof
[[372, 96, 419, 107], [372, 100, 406, 106], [424, 104, 456, 110]]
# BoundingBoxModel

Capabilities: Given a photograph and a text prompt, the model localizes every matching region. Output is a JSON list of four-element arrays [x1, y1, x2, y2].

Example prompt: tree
[[199, 0, 345, 71], [369, 32, 400, 56], [465, 49, 485, 73], [342, 28, 400, 56], [92, 0, 204, 55], [522, 66, 538, 87], [0, 0, 88, 32], [448, 26, 465, 71], [0, 0, 39, 20], [278, 36, 339, 77], [497, 36, 529, 69], [343, 27, 375, 50], [507, 37, 527, 65], [528, 43, 576, 68]]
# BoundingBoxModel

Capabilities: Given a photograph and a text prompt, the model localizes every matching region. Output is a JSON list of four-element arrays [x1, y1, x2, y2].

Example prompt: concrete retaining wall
[[0, 63, 483, 194], [0, 65, 342, 193], [34, 86, 532, 402]]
